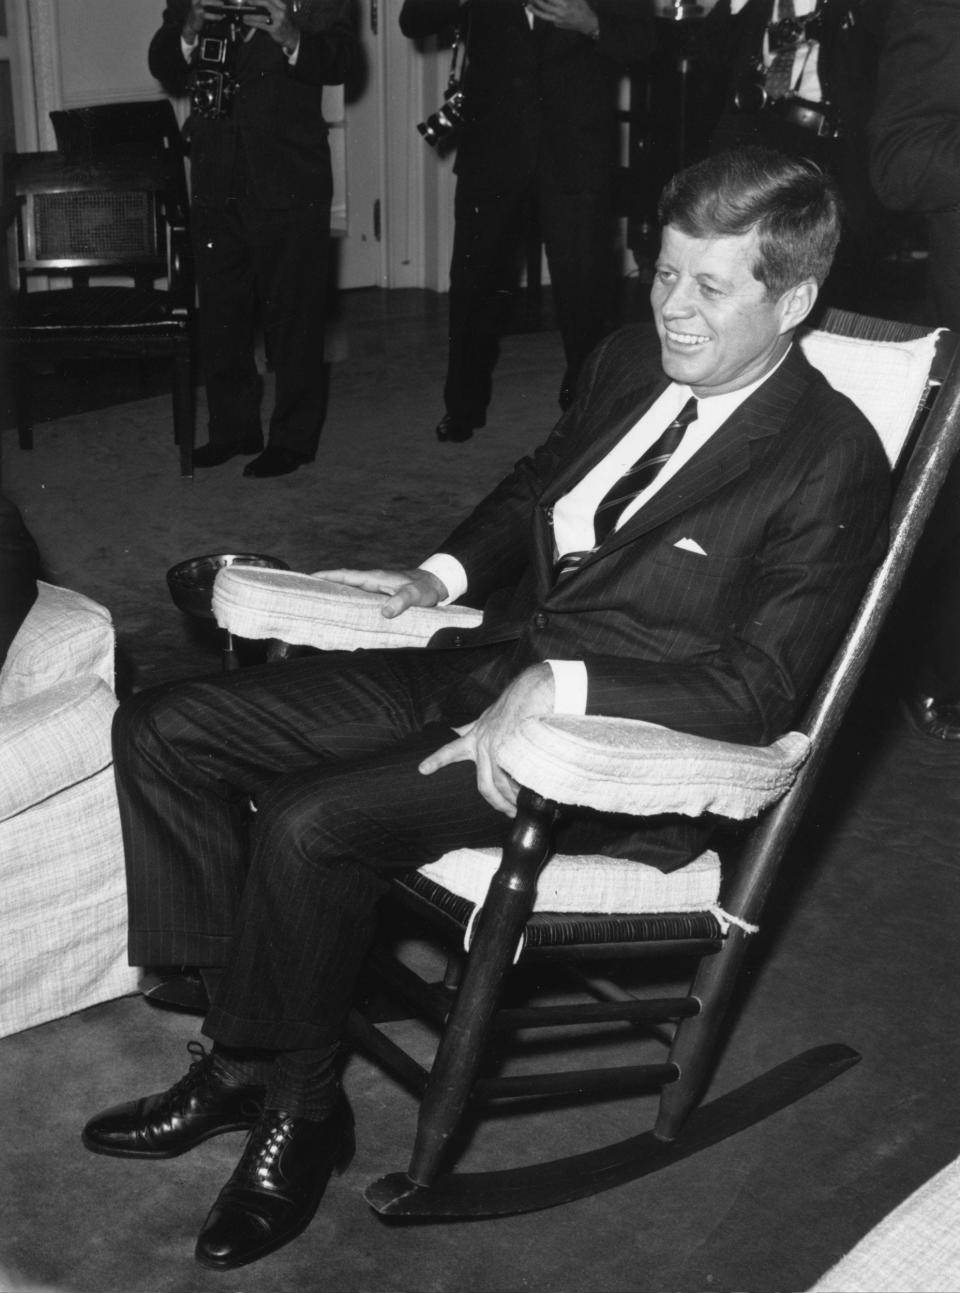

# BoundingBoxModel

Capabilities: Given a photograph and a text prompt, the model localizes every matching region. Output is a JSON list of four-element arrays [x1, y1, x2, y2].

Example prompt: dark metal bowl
[[166, 552, 290, 621]]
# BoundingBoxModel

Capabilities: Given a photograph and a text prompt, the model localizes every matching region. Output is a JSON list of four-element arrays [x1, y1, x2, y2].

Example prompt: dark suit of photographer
[[399, 0, 653, 442], [149, 0, 359, 477], [698, 0, 883, 308]]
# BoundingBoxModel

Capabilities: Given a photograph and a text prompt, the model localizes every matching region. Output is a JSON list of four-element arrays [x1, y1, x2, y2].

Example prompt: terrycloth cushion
[[213, 567, 483, 650], [0, 675, 117, 821], [800, 327, 941, 465], [419, 846, 721, 915], [0, 581, 115, 705], [497, 716, 810, 821]]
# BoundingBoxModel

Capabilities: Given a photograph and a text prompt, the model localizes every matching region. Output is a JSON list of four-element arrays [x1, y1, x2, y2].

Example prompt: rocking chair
[[210, 309, 960, 1220]]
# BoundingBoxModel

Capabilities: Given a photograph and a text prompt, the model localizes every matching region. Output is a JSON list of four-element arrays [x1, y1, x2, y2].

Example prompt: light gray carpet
[[4, 294, 960, 1292]]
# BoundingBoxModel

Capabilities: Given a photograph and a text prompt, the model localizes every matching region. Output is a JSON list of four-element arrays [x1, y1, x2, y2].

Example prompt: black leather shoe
[[81, 1042, 265, 1159], [902, 692, 960, 741], [139, 966, 210, 1014], [435, 414, 481, 443], [195, 1100, 355, 1270], [242, 447, 305, 477], [192, 441, 263, 468]]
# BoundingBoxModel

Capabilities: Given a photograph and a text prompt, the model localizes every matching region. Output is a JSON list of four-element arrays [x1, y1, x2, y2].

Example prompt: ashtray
[[167, 552, 290, 621]]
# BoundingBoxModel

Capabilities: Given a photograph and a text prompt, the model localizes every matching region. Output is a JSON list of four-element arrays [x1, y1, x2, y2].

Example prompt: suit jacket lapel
[[540, 379, 670, 508], [566, 343, 812, 563]]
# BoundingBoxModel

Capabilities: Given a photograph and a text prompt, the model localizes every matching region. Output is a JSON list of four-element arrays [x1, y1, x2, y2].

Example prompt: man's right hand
[[311, 567, 449, 619]]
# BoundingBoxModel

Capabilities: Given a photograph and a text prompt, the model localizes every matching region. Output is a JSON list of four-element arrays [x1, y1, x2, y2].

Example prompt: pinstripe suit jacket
[[430, 324, 890, 748]]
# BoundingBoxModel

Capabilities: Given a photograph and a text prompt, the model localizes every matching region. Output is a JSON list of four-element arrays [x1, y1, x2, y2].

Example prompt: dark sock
[[267, 1044, 341, 1121], [211, 1042, 272, 1089]]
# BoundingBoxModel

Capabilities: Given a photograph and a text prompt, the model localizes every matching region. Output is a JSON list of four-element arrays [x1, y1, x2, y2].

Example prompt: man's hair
[[657, 147, 842, 296]]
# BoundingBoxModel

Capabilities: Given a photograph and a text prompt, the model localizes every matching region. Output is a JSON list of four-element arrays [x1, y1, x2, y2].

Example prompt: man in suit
[[698, 0, 884, 308], [82, 148, 889, 1270], [867, 0, 960, 738], [399, 0, 653, 441], [149, 0, 358, 477]]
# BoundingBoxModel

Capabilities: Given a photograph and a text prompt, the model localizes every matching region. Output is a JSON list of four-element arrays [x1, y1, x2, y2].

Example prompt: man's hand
[[245, 0, 299, 48], [311, 567, 449, 619], [419, 664, 556, 816], [528, 0, 600, 37]]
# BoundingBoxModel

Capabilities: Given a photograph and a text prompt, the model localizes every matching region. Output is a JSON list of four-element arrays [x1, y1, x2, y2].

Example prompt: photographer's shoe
[[435, 414, 481, 443], [193, 441, 262, 468], [243, 447, 306, 477], [195, 1099, 355, 1270], [82, 1042, 265, 1159]]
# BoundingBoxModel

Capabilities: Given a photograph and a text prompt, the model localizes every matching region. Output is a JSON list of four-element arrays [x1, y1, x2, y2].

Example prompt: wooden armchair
[[210, 310, 960, 1219]]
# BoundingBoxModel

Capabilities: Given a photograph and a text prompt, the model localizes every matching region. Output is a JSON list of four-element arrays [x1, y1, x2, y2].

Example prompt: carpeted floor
[[3, 288, 960, 1293]]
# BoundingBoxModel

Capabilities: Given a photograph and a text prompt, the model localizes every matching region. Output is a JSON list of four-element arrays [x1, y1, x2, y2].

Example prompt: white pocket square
[[674, 537, 708, 556]]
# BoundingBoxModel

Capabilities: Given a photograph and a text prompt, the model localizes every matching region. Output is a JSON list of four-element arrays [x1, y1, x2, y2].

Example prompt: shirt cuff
[[418, 553, 468, 606], [181, 34, 197, 59], [546, 660, 588, 715]]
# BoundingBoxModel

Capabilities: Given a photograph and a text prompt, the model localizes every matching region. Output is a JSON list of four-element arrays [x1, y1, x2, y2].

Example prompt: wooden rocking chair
[[211, 309, 960, 1220]]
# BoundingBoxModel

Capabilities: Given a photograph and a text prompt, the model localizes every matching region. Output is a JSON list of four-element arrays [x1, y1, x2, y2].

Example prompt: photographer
[[149, 1, 359, 477], [399, 0, 653, 442]]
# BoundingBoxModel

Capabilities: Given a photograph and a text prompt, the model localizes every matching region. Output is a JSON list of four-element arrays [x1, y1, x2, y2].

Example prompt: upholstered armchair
[[0, 583, 138, 1039]]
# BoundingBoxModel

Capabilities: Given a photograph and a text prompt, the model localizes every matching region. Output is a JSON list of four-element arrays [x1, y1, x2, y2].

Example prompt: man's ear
[[777, 278, 819, 334]]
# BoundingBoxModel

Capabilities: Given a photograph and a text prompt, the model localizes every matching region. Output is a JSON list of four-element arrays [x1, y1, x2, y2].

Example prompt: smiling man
[[83, 148, 890, 1271]]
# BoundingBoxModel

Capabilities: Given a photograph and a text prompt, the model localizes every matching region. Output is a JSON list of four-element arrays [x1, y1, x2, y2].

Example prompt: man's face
[[651, 224, 806, 397]]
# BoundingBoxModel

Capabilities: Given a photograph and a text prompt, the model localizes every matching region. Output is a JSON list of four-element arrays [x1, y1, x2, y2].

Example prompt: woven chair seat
[[14, 285, 189, 333]]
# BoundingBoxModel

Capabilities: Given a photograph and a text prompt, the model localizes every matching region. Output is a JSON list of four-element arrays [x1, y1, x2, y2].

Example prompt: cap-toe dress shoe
[[435, 414, 481, 443], [192, 441, 263, 469], [81, 1042, 265, 1160], [195, 1099, 355, 1270], [902, 692, 960, 741], [242, 446, 305, 477]]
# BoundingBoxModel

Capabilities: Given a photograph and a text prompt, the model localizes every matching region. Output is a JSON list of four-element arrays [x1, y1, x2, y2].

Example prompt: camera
[[190, 27, 244, 118], [417, 89, 466, 147], [767, 9, 823, 53]]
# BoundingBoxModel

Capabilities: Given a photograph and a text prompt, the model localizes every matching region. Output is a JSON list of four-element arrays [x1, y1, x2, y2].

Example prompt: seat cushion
[[0, 582, 114, 705], [0, 675, 117, 821], [16, 285, 189, 330], [418, 846, 721, 915]]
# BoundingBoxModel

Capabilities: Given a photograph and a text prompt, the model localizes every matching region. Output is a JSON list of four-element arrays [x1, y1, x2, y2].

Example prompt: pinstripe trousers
[[113, 647, 513, 1053]]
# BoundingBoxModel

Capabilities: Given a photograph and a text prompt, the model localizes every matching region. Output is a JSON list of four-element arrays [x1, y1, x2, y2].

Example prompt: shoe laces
[[244, 1110, 295, 1185], [158, 1040, 215, 1111]]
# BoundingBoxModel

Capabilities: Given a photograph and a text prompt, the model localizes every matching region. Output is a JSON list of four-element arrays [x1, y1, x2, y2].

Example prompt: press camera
[[417, 89, 466, 147], [190, 2, 272, 118]]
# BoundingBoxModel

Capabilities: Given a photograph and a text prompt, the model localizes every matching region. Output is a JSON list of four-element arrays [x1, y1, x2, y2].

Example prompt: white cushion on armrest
[[498, 715, 810, 820], [212, 568, 483, 650]]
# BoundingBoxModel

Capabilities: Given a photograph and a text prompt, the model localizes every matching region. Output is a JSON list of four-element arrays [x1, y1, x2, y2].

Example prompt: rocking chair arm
[[212, 566, 483, 651], [497, 715, 810, 822]]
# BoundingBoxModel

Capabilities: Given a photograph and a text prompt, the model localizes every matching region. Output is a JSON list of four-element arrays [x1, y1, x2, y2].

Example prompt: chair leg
[[405, 790, 560, 1187], [173, 348, 194, 477], [653, 925, 751, 1141]]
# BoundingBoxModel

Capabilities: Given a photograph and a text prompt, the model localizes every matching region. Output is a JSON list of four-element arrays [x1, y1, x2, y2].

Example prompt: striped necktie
[[553, 396, 698, 579], [593, 395, 699, 545]]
